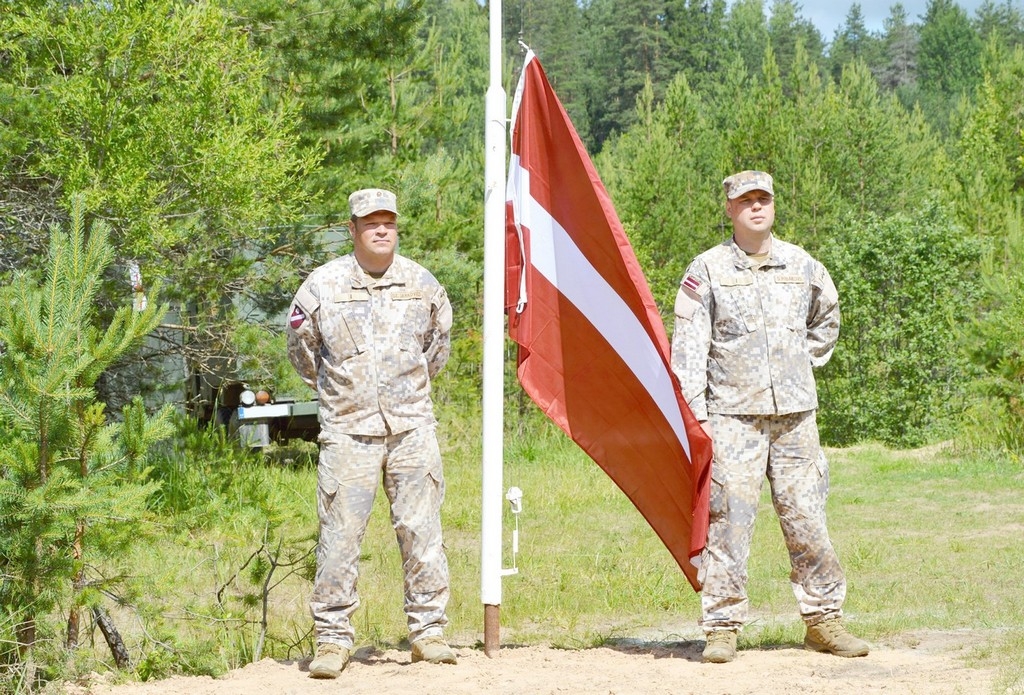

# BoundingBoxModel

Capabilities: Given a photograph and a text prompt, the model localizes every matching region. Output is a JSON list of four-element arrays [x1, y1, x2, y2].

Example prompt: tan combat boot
[[702, 629, 738, 663], [309, 642, 350, 678], [804, 618, 869, 657], [411, 636, 458, 664]]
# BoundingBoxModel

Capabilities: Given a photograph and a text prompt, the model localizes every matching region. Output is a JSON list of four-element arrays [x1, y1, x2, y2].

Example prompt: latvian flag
[[504, 51, 712, 590]]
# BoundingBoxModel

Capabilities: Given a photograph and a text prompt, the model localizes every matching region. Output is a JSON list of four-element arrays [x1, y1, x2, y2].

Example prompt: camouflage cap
[[348, 188, 398, 218], [723, 170, 774, 199]]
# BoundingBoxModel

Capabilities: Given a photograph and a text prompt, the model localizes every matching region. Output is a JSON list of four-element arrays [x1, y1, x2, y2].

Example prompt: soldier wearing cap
[[287, 188, 457, 677], [671, 171, 868, 663]]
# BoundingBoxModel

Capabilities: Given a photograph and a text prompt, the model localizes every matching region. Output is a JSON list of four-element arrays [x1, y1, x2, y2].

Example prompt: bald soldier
[[287, 188, 456, 678], [671, 171, 869, 664]]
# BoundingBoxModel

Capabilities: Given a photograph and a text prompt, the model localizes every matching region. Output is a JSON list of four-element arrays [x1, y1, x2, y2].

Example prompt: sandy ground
[[67, 629, 997, 695]]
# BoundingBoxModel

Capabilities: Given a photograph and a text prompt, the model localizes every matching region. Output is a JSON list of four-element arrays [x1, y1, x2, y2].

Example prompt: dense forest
[[3, 0, 1023, 443], [4, 0, 1022, 450], [3, 0, 1024, 686]]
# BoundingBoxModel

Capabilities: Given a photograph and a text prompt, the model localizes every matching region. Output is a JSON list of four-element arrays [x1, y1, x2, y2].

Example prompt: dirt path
[[69, 629, 994, 695]]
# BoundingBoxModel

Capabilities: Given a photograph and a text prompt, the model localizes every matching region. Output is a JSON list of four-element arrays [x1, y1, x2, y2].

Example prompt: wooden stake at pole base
[[484, 604, 500, 657]]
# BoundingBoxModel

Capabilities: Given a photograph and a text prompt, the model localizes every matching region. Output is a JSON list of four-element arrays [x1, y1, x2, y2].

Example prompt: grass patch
[[20, 416, 1024, 693]]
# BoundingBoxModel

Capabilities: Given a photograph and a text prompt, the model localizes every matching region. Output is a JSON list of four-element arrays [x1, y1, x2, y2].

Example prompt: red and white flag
[[504, 52, 712, 590]]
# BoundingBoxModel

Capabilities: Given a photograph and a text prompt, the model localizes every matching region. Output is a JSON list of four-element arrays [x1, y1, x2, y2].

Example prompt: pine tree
[[224, 0, 422, 216], [581, 0, 670, 148], [828, 4, 884, 84], [920, 0, 983, 96], [726, 0, 770, 76], [0, 198, 172, 678], [505, 0, 592, 144], [597, 73, 727, 313], [827, 61, 934, 216], [877, 4, 919, 92], [767, 0, 825, 85], [960, 206, 1024, 455], [725, 44, 789, 171], [951, 42, 1024, 236], [663, 0, 735, 96], [972, 0, 1024, 49]]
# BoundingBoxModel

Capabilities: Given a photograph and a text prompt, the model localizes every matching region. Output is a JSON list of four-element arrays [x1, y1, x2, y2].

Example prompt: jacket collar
[[347, 254, 405, 289], [728, 235, 785, 269]]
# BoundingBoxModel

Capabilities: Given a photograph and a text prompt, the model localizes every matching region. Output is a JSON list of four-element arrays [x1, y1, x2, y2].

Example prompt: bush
[[817, 201, 983, 447], [958, 205, 1024, 457]]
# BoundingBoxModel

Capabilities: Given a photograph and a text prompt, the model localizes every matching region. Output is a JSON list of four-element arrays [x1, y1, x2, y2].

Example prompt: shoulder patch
[[295, 285, 320, 314], [681, 274, 709, 300], [676, 275, 707, 321], [289, 285, 319, 329], [674, 291, 700, 321], [435, 288, 453, 332]]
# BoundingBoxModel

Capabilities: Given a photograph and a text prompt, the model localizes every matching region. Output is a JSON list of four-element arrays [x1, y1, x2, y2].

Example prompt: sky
[[800, 0, 997, 36]]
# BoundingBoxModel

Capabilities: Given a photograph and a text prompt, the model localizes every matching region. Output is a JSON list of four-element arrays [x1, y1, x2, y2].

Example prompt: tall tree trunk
[[16, 610, 38, 692], [19, 537, 44, 658], [66, 605, 80, 651], [67, 518, 86, 649], [16, 617, 36, 659], [68, 408, 89, 651], [389, 67, 399, 155]]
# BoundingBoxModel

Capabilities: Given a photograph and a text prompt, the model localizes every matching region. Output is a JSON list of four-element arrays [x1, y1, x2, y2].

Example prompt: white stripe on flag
[[508, 155, 691, 460]]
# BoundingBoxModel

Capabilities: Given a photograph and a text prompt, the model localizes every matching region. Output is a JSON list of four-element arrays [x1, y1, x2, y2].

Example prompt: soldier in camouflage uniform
[[287, 188, 457, 678], [671, 171, 869, 664]]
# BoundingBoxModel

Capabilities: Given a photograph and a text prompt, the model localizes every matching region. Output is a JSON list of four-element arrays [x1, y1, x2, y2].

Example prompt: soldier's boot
[[702, 629, 738, 663], [309, 642, 350, 678], [411, 636, 458, 664], [804, 618, 870, 657]]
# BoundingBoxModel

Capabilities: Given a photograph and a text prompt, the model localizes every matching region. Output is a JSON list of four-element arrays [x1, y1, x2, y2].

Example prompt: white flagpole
[[481, 0, 507, 657]]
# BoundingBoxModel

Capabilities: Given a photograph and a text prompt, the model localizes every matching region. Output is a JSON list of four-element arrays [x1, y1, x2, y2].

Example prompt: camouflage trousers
[[698, 410, 847, 631], [310, 425, 450, 649]]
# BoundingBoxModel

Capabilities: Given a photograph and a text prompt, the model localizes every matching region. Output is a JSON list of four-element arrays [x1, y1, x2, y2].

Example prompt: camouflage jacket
[[670, 236, 839, 420], [286, 253, 452, 436]]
